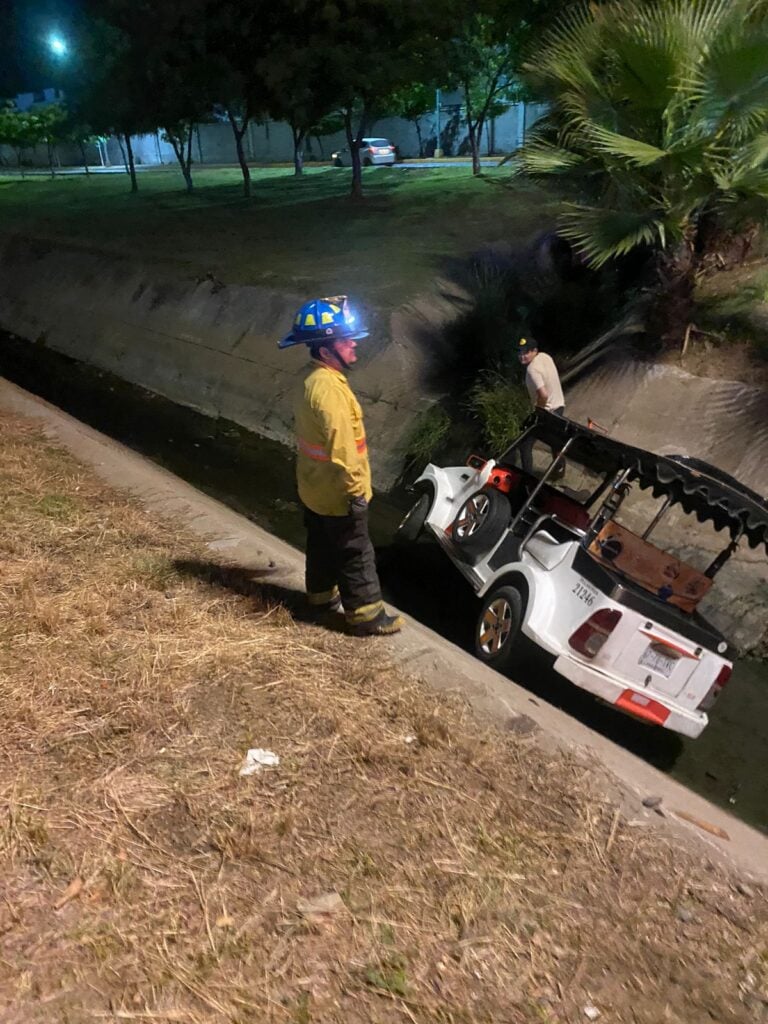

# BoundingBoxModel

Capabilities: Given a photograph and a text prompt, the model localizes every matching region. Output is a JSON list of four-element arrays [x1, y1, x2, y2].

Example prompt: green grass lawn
[[0, 165, 557, 304]]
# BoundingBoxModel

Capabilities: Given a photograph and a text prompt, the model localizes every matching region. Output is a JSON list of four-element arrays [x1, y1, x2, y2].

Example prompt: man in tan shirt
[[519, 336, 565, 413], [517, 336, 565, 475]]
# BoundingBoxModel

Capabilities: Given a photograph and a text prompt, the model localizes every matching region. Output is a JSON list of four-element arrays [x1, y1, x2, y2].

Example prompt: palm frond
[[515, 140, 586, 176], [515, 0, 768, 263], [584, 123, 668, 166], [558, 204, 670, 267]]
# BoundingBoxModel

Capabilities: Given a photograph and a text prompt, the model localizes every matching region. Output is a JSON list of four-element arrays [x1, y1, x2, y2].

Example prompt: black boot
[[349, 608, 404, 637]]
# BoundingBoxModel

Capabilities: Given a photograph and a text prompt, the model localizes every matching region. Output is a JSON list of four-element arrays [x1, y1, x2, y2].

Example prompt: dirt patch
[[0, 411, 766, 1023], [661, 335, 768, 390]]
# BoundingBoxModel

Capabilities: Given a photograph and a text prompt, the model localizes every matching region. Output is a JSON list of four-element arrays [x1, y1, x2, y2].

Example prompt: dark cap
[[517, 336, 539, 355]]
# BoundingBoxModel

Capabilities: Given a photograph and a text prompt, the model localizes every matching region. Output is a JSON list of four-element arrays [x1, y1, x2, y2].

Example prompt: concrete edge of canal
[[2, 374, 766, 886]]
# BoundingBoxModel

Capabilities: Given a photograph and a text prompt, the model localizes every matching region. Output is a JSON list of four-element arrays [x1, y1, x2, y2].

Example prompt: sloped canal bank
[[0, 330, 765, 833]]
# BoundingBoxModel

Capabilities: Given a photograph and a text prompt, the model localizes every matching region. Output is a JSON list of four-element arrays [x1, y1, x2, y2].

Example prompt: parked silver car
[[332, 138, 396, 167]]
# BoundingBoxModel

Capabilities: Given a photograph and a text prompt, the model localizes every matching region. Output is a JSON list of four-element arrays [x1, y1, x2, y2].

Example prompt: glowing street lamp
[[48, 35, 67, 58]]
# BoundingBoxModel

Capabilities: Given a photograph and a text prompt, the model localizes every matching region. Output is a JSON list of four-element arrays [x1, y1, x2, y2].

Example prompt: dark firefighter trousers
[[303, 504, 385, 626]]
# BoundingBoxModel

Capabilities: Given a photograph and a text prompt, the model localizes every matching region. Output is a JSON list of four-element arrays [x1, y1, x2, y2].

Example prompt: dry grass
[[0, 409, 766, 1024]]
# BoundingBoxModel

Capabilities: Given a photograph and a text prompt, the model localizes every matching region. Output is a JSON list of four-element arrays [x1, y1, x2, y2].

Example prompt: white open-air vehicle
[[396, 411, 768, 739]]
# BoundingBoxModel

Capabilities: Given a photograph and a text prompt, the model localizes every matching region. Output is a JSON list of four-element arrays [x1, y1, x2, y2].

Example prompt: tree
[[206, 0, 269, 197], [67, 12, 157, 192], [0, 105, 39, 176], [309, 111, 346, 161], [515, 0, 768, 344], [454, 15, 521, 173], [258, 33, 340, 177], [59, 108, 100, 176], [80, 0, 215, 193], [280, 1, 451, 198], [445, 0, 573, 175], [35, 103, 67, 178], [388, 82, 435, 157]]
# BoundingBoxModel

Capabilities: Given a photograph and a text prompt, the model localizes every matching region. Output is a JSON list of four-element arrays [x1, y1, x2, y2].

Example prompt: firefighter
[[278, 296, 404, 637]]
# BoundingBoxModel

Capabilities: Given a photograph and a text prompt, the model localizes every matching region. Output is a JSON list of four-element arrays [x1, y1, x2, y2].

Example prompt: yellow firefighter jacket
[[295, 364, 373, 516]]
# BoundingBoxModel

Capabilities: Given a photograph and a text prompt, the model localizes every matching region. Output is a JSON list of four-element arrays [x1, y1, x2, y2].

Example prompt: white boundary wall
[[0, 102, 548, 170]]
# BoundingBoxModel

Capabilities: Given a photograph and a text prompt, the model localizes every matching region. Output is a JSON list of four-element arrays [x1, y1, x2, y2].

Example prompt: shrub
[[467, 372, 530, 454], [403, 404, 451, 465]]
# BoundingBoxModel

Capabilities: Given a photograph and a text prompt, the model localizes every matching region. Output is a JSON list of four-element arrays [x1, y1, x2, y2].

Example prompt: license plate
[[639, 645, 678, 678]]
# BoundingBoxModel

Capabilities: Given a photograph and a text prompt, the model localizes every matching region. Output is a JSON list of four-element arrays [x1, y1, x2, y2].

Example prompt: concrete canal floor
[[0, 331, 765, 845]]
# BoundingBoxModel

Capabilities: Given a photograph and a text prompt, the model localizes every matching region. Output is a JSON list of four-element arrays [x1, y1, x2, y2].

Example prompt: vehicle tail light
[[697, 663, 732, 711], [568, 608, 622, 658]]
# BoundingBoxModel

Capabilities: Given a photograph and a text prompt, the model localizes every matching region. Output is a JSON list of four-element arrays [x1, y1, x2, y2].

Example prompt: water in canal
[[0, 333, 765, 833]]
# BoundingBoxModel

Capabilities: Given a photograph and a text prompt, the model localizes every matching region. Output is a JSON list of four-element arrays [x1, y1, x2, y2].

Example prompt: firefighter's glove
[[349, 495, 368, 517]]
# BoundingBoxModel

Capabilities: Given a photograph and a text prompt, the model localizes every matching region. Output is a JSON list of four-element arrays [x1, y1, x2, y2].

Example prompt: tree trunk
[[117, 134, 129, 174], [344, 108, 364, 200], [227, 110, 251, 198], [468, 122, 480, 176], [79, 140, 90, 176], [166, 126, 194, 192], [15, 149, 25, 178], [292, 126, 306, 176], [186, 123, 194, 192], [414, 119, 423, 158], [654, 230, 701, 348], [47, 141, 55, 178], [124, 133, 138, 193], [463, 82, 481, 176]]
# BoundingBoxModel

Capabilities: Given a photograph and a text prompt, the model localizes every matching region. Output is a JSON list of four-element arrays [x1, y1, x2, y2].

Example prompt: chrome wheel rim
[[398, 497, 424, 532], [478, 598, 513, 656], [454, 493, 490, 540]]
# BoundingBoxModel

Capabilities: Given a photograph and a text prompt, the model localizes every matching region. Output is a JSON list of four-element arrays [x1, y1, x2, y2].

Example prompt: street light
[[48, 35, 67, 58]]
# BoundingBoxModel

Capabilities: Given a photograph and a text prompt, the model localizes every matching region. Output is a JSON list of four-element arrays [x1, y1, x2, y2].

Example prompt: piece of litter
[[642, 795, 662, 809], [239, 748, 280, 776], [671, 809, 730, 841], [54, 876, 84, 911], [404, 735, 417, 745], [583, 1005, 601, 1021], [297, 891, 346, 924]]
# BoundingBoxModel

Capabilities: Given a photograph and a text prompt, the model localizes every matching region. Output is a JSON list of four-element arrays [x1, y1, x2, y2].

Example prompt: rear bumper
[[553, 655, 708, 739]]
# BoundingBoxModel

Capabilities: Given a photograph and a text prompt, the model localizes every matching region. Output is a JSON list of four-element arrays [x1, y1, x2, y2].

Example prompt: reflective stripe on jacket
[[295, 364, 373, 516]]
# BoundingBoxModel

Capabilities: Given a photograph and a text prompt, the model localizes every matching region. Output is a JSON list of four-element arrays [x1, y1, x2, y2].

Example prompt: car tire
[[475, 585, 524, 672], [363, 157, 372, 166], [334, 158, 343, 167], [395, 492, 431, 545], [451, 488, 510, 558]]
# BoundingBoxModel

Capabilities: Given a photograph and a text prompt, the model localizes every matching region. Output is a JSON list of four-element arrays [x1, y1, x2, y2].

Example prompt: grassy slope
[[0, 410, 766, 1023], [0, 166, 555, 305]]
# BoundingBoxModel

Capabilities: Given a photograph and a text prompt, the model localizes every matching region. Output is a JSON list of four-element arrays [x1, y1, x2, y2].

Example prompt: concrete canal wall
[[0, 232, 765, 651], [0, 233, 467, 485]]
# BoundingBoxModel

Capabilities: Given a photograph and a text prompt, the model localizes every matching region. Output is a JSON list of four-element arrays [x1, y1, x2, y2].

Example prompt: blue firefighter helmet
[[278, 295, 369, 349]]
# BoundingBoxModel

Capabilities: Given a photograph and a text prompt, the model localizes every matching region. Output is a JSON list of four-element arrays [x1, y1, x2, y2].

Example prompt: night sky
[[0, 0, 79, 96]]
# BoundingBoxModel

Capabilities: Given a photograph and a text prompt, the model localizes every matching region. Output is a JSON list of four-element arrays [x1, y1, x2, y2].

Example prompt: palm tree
[[515, 0, 768, 344]]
